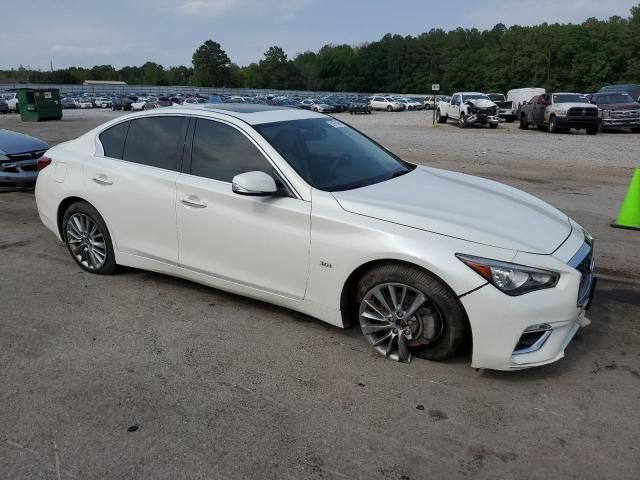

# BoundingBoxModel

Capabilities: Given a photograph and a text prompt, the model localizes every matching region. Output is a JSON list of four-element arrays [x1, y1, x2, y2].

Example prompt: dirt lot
[[1, 109, 639, 480]]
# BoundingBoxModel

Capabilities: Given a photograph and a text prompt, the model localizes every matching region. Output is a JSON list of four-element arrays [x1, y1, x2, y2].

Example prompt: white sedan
[[34, 105, 596, 371], [75, 98, 93, 109]]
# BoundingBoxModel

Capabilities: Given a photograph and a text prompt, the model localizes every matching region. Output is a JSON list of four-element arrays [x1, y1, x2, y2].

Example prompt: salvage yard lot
[[1, 109, 639, 479]]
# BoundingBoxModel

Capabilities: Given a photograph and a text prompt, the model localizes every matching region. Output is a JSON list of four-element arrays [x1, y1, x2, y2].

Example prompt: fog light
[[513, 324, 552, 355]]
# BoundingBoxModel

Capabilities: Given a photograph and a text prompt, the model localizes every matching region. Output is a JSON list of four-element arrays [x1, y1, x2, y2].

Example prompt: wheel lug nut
[[392, 328, 398, 334]]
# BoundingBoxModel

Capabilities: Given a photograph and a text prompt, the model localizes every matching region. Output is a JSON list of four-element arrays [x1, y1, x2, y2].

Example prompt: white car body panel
[[332, 166, 570, 254], [35, 105, 593, 371]]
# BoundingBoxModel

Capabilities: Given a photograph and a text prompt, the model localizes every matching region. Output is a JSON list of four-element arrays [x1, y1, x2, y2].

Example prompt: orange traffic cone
[[612, 167, 640, 230]]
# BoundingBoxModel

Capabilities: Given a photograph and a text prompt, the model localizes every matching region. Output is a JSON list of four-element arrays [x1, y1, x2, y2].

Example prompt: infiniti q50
[[35, 104, 596, 370]]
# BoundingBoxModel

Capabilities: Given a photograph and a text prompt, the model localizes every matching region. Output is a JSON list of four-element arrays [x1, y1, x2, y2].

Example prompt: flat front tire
[[63, 202, 116, 275], [356, 264, 468, 363]]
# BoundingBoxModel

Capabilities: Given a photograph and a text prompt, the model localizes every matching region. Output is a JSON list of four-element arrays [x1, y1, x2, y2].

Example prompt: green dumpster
[[17, 88, 63, 122]]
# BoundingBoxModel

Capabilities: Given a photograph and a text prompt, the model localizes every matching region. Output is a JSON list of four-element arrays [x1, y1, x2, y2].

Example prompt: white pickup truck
[[436, 92, 500, 128], [2, 93, 19, 113]]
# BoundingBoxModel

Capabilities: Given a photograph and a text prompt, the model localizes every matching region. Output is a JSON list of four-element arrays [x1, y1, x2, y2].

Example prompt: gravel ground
[[1, 109, 639, 480]]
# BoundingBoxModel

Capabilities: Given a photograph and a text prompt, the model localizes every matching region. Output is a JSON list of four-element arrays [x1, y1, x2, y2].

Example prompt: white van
[[507, 88, 545, 113]]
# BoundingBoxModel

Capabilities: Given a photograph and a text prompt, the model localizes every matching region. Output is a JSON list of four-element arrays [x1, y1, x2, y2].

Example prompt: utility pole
[[50, 60, 54, 72]]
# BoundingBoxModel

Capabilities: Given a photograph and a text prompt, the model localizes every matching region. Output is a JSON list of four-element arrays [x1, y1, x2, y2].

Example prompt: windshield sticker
[[326, 120, 346, 128]]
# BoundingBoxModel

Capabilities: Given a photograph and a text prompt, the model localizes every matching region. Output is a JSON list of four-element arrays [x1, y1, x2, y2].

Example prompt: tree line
[[1, 5, 639, 94]]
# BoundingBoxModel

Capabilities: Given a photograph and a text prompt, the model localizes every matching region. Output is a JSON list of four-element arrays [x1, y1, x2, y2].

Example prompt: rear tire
[[62, 202, 116, 275], [586, 126, 598, 135], [489, 123, 498, 129], [436, 109, 447, 124], [356, 264, 468, 362]]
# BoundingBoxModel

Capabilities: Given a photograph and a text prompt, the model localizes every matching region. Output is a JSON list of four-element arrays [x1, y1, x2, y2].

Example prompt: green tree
[[192, 40, 231, 87]]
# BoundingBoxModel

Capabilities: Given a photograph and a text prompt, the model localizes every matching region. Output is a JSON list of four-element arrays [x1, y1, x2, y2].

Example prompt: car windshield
[[255, 118, 415, 192], [553, 94, 587, 103], [594, 93, 635, 104], [462, 94, 490, 102]]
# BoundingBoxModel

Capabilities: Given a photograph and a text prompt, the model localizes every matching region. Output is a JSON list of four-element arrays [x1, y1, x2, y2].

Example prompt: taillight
[[37, 155, 52, 171]]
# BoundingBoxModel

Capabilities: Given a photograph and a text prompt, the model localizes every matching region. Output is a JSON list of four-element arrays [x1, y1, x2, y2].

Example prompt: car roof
[[133, 103, 326, 126]]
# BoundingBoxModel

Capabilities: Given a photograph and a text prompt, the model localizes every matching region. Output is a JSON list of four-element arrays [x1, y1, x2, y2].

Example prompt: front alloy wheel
[[359, 283, 444, 362], [356, 264, 468, 363]]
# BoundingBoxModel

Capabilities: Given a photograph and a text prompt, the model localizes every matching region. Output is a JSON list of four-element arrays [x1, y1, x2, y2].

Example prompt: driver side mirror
[[232, 171, 277, 196]]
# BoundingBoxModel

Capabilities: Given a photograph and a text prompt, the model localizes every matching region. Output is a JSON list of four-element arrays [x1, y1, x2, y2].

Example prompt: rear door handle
[[180, 195, 207, 208], [92, 174, 113, 186]]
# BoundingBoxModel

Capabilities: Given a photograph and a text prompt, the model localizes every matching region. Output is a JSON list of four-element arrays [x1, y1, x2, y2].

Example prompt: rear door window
[[122, 116, 188, 171], [99, 121, 130, 159]]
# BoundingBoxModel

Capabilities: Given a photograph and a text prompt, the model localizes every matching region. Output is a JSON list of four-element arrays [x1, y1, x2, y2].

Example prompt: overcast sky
[[1, 0, 638, 70]]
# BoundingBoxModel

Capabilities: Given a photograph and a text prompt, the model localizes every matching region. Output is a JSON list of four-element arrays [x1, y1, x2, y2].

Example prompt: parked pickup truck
[[487, 93, 516, 122], [519, 93, 599, 135], [588, 92, 640, 132], [2, 93, 19, 113], [436, 92, 500, 128]]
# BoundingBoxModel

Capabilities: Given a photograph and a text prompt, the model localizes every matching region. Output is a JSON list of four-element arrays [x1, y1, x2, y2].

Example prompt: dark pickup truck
[[588, 92, 640, 132], [519, 93, 599, 134]]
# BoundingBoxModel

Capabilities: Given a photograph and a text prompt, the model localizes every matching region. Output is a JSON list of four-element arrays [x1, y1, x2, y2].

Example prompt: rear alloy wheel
[[356, 265, 467, 363], [63, 202, 116, 275]]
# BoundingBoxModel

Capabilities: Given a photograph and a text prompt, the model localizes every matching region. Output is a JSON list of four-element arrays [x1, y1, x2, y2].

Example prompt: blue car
[[0, 129, 49, 191]]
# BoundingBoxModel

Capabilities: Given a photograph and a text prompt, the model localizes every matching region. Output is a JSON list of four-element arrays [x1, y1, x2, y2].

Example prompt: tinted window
[[255, 118, 414, 192], [191, 119, 273, 182], [99, 121, 130, 159], [122, 116, 188, 171]]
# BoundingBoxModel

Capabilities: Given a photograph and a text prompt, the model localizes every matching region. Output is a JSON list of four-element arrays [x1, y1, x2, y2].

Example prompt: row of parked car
[[434, 84, 640, 134]]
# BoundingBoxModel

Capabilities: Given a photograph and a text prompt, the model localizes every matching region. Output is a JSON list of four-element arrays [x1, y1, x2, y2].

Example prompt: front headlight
[[456, 254, 559, 296], [601, 109, 610, 118], [0, 153, 10, 161], [556, 108, 569, 116]]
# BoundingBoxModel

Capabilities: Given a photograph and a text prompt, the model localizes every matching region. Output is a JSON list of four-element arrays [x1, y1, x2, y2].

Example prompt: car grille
[[6, 150, 47, 162], [568, 107, 598, 117], [568, 240, 595, 308], [609, 109, 640, 119]]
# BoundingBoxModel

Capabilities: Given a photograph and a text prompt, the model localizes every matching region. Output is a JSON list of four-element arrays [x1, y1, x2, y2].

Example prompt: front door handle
[[92, 174, 113, 186], [180, 195, 207, 209]]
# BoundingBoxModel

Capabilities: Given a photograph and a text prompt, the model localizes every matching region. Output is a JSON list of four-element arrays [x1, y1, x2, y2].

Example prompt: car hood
[[0, 129, 49, 155], [331, 166, 571, 254], [598, 102, 640, 110], [467, 99, 497, 108]]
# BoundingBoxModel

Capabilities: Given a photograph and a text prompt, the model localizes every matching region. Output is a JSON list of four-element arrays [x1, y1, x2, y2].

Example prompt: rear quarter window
[[99, 121, 130, 159]]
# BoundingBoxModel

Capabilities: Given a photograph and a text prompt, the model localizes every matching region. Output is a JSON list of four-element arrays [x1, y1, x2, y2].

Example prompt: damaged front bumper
[[464, 114, 501, 125], [0, 158, 39, 191]]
